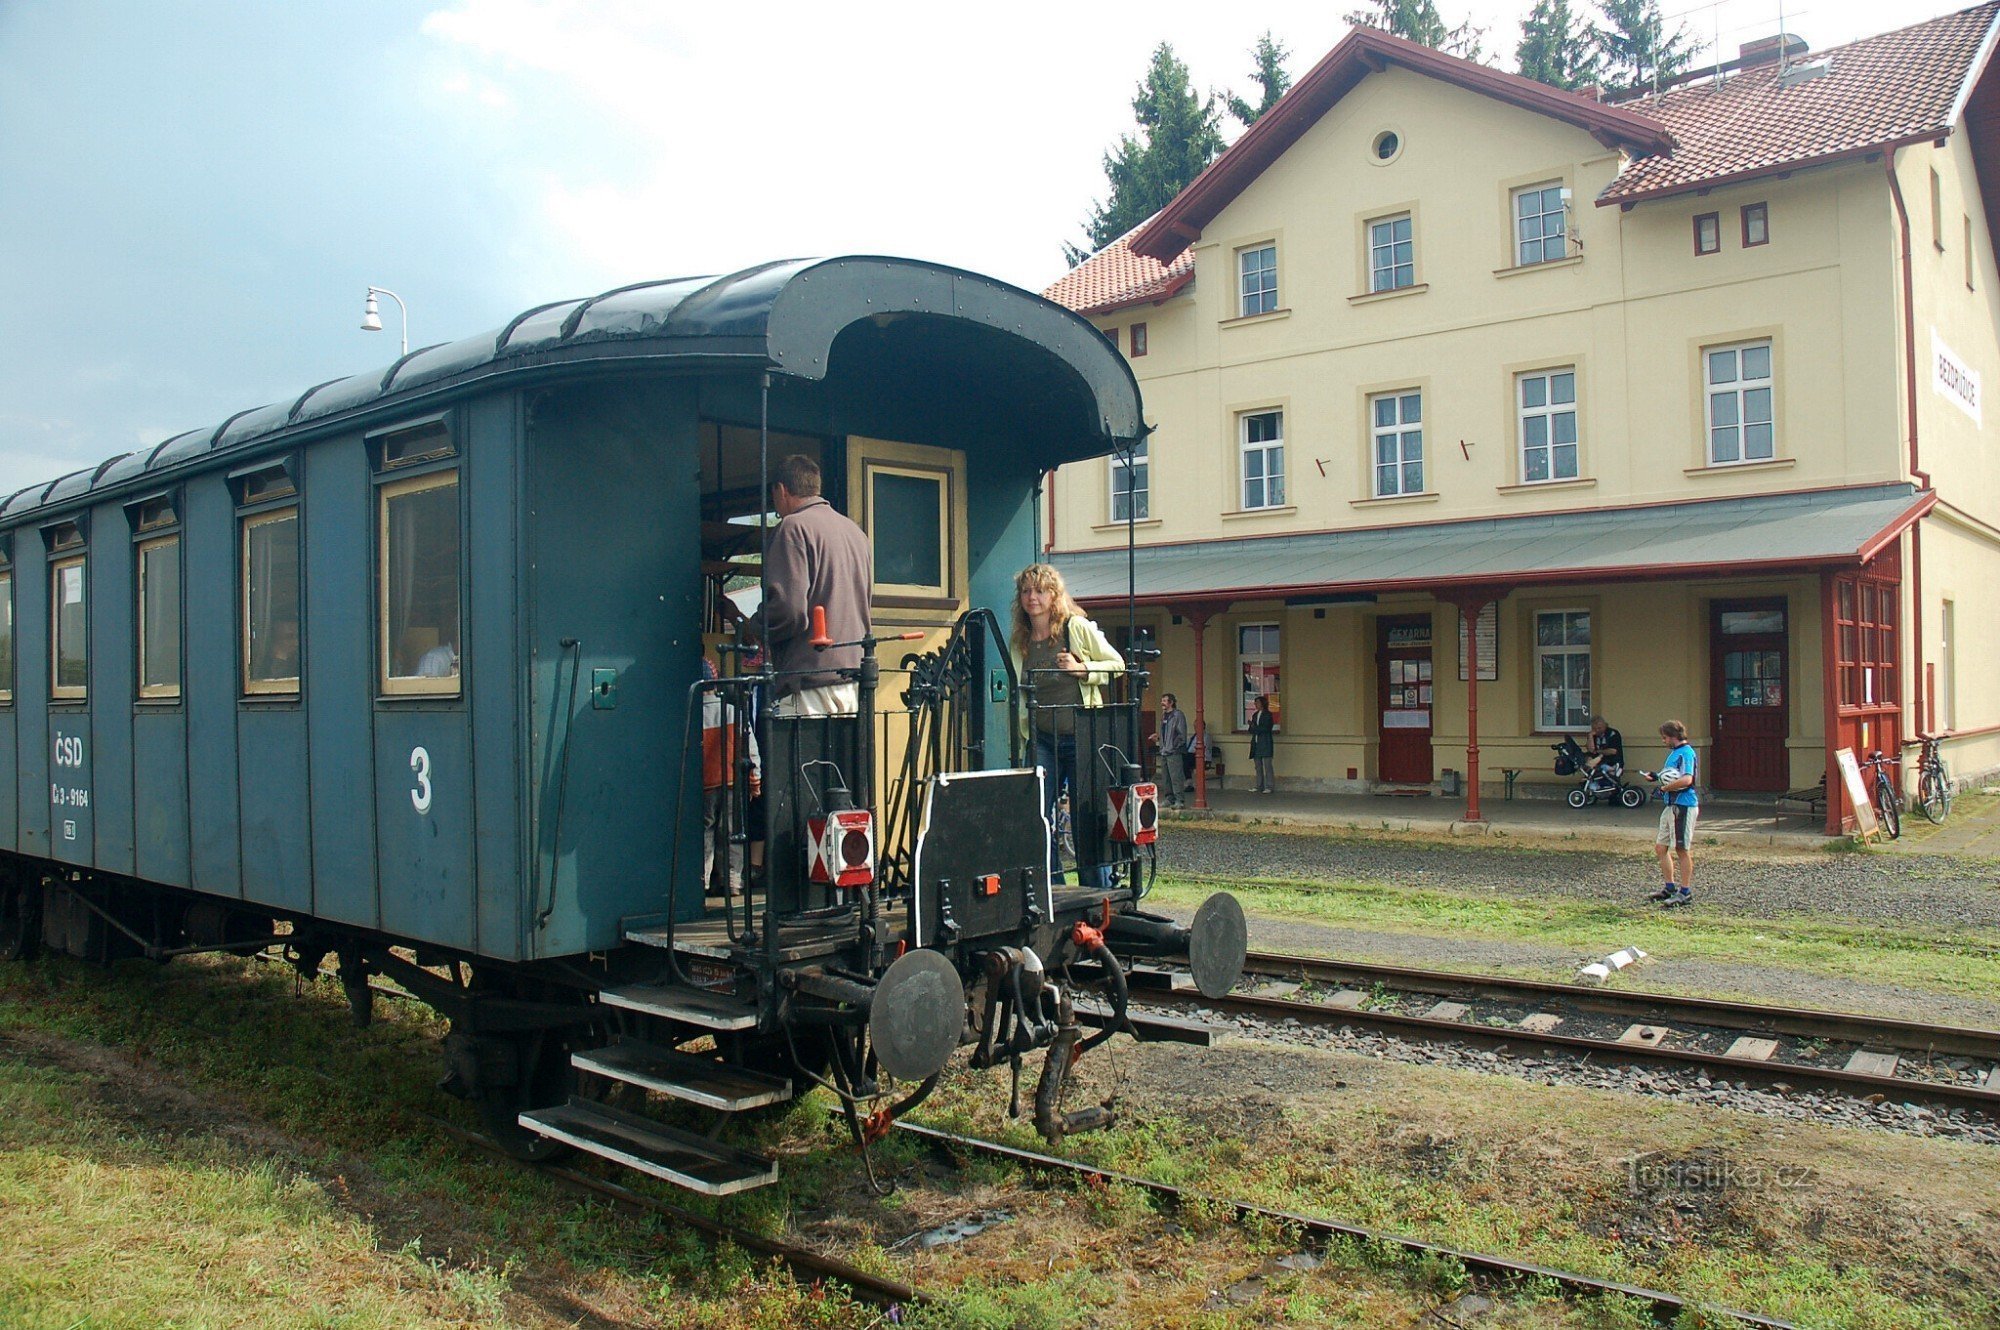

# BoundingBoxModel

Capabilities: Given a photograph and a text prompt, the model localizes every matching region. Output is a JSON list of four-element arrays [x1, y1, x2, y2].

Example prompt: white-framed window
[[137, 535, 182, 699], [380, 470, 461, 695], [1513, 183, 1568, 265], [1237, 622, 1281, 729], [1238, 244, 1277, 316], [1370, 390, 1423, 497], [1704, 339, 1774, 464], [1368, 214, 1414, 292], [1239, 411, 1285, 510], [1109, 439, 1149, 523], [1518, 370, 1579, 483], [1536, 609, 1591, 731], [50, 556, 86, 701]]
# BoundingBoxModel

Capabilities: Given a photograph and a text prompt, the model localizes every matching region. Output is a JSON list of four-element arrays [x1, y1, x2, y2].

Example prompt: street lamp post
[[360, 286, 409, 356]]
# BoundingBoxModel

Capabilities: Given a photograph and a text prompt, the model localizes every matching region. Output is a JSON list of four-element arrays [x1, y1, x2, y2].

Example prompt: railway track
[[896, 1121, 1795, 1329], [1121, 950, 2000, 1119], [427, 1115, 929, 1313], [431, 1112, 1793, 1326]]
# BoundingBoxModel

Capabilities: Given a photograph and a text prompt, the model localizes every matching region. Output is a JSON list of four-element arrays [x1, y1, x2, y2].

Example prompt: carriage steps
[[517, 1098, 778, 1195], [598, 981, 760, 1029], [572, 1037, 793, 1112]]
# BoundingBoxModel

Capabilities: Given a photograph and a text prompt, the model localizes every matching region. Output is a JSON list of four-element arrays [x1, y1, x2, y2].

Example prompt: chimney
[[1739, 33, 1808, 68]]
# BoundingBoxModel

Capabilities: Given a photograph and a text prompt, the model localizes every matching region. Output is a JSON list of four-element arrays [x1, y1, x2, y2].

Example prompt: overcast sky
[[0, 0, 1974, 495]]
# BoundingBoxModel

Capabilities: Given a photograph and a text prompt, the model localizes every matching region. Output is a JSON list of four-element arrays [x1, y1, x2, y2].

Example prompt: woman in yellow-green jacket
[[1010, 563, 1124, 886]]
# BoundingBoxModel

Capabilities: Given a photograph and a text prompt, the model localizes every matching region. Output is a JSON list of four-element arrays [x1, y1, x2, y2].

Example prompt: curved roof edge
[[6, 256, 1142, 528]]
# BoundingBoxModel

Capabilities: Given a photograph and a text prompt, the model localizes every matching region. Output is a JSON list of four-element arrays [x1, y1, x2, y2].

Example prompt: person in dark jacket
[[1153, 694, 1190, 808], [1585, 716, 1624, 776], [1248, 693, 1276, 793], [750, 453, 871, 717]]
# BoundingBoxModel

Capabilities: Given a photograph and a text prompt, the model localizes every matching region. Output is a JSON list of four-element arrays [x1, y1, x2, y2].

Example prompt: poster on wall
[[1457, 602, 1498, 681]]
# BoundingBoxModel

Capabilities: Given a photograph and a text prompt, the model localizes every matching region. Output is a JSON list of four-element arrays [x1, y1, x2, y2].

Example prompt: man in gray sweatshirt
[[753, 453, 872, 717]]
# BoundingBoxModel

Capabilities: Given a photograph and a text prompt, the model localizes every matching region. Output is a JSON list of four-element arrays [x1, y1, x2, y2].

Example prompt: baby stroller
[[1551, 736, 1646, 809]]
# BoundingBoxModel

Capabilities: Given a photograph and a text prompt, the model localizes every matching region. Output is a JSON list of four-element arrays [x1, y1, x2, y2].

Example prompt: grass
[[1146, 872, 2000, 1002], [0, 949, 1597, 1328], [905, 1046, 2000, 1330]]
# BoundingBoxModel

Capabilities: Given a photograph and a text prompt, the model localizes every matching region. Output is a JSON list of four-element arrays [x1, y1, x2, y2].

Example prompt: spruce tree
[[1066, 44, 1226, 265], [1594, 0, 1698, 94], [1516, 0, 1601, 90], [1346, 0, 1485, 62], [1225, 32, 1294, 129]]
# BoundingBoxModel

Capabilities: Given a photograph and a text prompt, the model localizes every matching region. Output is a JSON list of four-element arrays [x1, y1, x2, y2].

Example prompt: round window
[[1372, 131, 1400, 162]]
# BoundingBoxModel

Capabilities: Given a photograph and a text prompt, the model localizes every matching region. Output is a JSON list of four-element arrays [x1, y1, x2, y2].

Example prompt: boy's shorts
[[1656, 803, 1698, 849]]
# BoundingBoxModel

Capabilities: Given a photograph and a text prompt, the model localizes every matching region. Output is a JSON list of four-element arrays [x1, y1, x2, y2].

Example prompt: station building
[[1043, 4, 2000, 833]]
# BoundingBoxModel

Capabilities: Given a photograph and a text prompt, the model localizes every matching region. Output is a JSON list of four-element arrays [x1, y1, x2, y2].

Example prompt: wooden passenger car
[[0, 258, 1240, 1188]]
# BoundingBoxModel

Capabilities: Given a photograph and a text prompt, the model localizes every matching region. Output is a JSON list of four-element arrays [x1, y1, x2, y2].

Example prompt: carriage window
[[374, 418, 455, 469], [51, 557, 86, 700], [138, 536, 182, 699], [380, 470, 461, 694], [867, 465, 947, 594], [243, 508, 300, 694], [0, 572, 13, 703]]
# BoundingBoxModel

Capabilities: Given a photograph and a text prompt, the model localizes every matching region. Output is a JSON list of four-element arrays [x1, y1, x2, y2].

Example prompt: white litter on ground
[[1576, 945, 1649, 984]]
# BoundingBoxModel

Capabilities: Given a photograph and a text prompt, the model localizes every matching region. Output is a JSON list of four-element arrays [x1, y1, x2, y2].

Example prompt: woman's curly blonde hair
[[1010, 563, 1083, 657]]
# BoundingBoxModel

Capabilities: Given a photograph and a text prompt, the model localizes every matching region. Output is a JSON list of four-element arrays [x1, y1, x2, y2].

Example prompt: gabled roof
[[1600, 2, 2000, 207], [1042, 224, 1195, 317], [1049, 5, 2000, 314], [1126, 26, 1674, 264]]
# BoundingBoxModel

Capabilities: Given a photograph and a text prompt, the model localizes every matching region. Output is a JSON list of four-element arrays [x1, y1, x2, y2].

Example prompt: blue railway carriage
[[0, 257, 1243, 1193]]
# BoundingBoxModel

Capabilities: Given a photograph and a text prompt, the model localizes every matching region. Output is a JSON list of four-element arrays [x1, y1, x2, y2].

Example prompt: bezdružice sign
[[1932, 328, 1981, 425]]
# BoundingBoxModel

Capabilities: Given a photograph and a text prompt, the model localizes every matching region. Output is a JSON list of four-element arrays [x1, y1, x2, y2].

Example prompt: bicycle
[[1860, 749, 1901, 840], [1915, 733, 1954, 825]]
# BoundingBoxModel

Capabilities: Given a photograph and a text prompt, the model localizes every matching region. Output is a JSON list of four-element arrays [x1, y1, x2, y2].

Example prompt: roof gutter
[[1886, 147, 1933, 735]]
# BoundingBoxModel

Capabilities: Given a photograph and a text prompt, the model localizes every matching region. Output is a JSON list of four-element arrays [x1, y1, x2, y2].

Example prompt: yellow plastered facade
[[1055, 62, 2000, 809]]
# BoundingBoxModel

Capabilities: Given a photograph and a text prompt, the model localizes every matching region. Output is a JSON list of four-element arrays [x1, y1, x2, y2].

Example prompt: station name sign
[[1931, 328, 1981, 425]]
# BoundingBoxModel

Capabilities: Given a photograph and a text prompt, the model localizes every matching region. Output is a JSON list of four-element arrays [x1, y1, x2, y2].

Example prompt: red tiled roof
[[1042, 224, 1195, 316], [1600, 2, 2000, 206], [1127, 26, 1674, 264]]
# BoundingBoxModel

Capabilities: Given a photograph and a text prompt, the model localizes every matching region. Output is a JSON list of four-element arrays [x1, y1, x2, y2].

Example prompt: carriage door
[[1710, 598, 1789, 791], [1376, 617, 1433, 784]]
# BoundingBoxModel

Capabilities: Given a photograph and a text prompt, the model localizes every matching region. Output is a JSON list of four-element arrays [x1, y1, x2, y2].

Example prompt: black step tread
[[573, 1039, 792, 1110]]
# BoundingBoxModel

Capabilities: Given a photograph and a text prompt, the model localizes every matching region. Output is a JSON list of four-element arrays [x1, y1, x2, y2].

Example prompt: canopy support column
[[1181, 603, 1229, 811], [1439, 588, 1505, 825]]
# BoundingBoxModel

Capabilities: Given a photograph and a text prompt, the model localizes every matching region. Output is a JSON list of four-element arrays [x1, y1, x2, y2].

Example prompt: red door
[[1377, 617, 1434, 783], [1710, 598, 1790, 791]]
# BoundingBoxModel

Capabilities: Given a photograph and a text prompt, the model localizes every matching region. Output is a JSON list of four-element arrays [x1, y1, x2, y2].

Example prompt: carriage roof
[[3, 256, 1144, 524]]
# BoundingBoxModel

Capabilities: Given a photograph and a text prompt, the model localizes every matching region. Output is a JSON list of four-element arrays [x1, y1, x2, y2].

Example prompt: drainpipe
[[1886, 150, 1930, 739]]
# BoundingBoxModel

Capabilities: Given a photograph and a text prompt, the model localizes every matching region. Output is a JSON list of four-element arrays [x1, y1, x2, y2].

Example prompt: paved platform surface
[[1166, 785, 1831, 849]]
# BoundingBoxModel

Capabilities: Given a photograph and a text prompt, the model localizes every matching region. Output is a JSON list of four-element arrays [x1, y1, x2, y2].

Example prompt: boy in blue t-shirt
[[1642, 719, 1700, 907]]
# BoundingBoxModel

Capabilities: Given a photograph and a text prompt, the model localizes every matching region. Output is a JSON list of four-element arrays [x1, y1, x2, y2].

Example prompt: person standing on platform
[[1644, 719, 1701, 907], [1154, 693, 1190, 809], [1248, 693, 1276, 794], [1011, 563, 1124, 886], [751, 453, 871, 719]]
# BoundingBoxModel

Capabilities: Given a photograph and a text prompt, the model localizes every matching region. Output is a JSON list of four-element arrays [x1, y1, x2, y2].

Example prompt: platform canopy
[[3, 257, 1143, 523], [1057, 483, 1934, 605]]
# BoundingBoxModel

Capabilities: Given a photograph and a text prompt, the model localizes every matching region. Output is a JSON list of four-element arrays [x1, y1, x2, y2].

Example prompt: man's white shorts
[[1656, 803, 1699, 850]]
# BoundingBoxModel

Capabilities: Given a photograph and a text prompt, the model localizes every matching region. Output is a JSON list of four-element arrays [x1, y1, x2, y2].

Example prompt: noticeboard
[[1834, 748, 1880, 839]]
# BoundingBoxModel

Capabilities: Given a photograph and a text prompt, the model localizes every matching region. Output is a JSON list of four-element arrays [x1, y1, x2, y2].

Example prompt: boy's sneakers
[[1660, 887, 1693, 908], [1646, 883, 1678, 902]]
